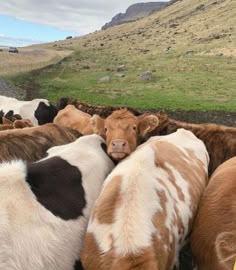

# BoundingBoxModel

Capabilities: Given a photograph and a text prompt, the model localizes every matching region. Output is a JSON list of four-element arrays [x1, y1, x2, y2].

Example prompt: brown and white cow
[[53, 104, 93, 135], [81, 129, 209, 270], [191, 157, 236, 270], [90, 109, 159, 160], [145, 113, 236, 176]]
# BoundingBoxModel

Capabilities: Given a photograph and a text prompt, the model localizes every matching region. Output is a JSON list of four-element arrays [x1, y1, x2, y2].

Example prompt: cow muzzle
[[108, 139, 130, 160]]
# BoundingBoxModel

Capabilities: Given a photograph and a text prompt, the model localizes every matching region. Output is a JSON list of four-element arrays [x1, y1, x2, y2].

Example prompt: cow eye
[[133, 125, 137, 131], [104, 127, 108, 132]]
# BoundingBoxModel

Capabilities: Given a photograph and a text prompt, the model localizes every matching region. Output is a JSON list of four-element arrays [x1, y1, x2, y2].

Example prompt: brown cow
[[143, 113, 236, 270], [0, 123, 81, 162], [191, 157, 236, 270], [90, 109, 159, 160], [0, 117, 34, 131], [53, 104, 93, 135], [145, 113, 236, 176], [56, 97, 141, 118], [55, 98, 235, 173]]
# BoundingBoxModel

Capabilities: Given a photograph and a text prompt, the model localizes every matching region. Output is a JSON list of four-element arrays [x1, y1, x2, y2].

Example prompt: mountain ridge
[[102, 2, 167, 30]]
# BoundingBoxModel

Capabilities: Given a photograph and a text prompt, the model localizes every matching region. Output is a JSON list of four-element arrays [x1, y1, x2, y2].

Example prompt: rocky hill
[[49, 0, 235, 58], [101, 2, 167, 30]]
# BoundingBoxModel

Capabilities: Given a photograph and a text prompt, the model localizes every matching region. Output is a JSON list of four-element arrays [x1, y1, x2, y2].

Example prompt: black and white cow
[[0, 134, 114, 270], [0, 95, 57, 125]]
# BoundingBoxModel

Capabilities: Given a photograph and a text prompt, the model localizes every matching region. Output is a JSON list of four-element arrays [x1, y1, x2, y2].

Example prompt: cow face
[[90, 109, 159, 160]]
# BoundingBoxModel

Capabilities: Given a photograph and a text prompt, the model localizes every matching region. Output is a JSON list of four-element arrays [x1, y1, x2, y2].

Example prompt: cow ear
[[2, 117, 13, 125], [90, 115, 105, 136], [138, 115, 159, 137]]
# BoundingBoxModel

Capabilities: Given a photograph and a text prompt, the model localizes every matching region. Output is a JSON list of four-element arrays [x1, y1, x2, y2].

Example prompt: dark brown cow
[[191, 157, 236, 270], [56, 97, 141, 118], [0, 123, 81, 162], [145, 113, 236, 176], [90, 109, 159, 160]]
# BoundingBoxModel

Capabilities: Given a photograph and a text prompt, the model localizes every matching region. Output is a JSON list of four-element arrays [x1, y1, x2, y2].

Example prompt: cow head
[[90, 109, 159, 160], [34, 102, 58, 125]]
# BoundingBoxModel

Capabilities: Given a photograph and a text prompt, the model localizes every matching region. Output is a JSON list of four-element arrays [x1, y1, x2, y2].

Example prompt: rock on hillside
[[102, 2, 167, 30]]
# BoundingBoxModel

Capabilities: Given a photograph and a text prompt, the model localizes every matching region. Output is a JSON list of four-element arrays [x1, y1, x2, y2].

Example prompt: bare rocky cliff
[[102, 2, 167, 30]]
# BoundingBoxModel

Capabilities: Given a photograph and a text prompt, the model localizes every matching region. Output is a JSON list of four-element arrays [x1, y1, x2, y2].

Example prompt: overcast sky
[[0, 0, 169, 46]]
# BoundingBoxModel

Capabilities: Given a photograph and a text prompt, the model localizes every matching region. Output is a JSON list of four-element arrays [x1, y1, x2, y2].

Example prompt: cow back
[[0, 123, 81, 162], [81, 129, 209, 270], [0, 134, 114, 270], [191, 157, 236, 270]]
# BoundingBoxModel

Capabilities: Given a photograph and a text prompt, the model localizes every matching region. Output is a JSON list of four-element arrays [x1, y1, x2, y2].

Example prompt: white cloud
[[0, 0, 170, 35], [0, 35, 44, 47]]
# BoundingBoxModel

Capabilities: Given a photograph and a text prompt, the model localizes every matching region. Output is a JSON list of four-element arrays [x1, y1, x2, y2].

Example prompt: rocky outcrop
[[102, 2, 167, 30]]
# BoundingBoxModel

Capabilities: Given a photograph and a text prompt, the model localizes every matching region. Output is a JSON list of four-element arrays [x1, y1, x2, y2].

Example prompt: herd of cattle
[[0, 95, 235, 270]]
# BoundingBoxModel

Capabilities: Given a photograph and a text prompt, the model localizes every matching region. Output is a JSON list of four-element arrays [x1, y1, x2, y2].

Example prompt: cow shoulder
[[26, 156, 86, 220]]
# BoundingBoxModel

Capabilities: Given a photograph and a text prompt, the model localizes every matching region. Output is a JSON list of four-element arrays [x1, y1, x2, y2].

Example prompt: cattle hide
[[56, 97, 141, 118], [53, 104, 93, 135], [0, 95, 58, 125], [144, 114, 236, 270], [0, 134, 114, 270], [0, 123, 81, 162], [191, 157, 236, 270], [81, 129, 209, 270], [146, 114, 236, 176]]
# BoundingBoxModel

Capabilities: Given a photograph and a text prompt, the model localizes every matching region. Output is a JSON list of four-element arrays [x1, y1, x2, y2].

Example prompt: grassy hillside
[[4, 0, 236, 111], [0, 48, 72, 76]]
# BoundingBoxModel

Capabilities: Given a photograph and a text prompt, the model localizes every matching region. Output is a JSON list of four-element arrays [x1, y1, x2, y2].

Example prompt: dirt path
[[0, 77, 26, 99]]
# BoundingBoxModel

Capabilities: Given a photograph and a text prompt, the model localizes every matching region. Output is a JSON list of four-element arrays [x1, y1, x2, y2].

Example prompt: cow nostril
[[111, 140, 128, 151]]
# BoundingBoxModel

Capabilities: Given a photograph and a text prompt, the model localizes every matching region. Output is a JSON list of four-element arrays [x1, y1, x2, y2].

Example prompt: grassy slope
[[7, 0, 236, 111], [0, 48, 72, 76]]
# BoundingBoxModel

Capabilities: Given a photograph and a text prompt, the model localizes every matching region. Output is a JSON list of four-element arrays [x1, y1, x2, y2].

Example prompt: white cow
[[0, 95, 57, 125], [0, 134, 114, 270]]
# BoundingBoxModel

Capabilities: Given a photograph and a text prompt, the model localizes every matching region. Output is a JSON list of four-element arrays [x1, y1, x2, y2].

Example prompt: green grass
[[8, 50, 236, 111]]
